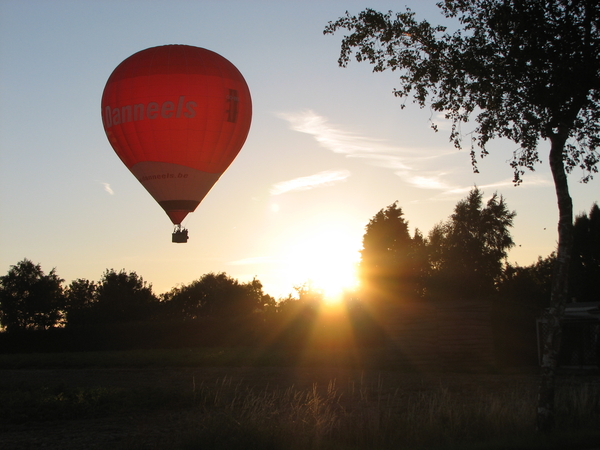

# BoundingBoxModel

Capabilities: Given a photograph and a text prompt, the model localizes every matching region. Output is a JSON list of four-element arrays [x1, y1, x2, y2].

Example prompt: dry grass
[[1, 350, 598, 449], [173, 373, 600, 450]]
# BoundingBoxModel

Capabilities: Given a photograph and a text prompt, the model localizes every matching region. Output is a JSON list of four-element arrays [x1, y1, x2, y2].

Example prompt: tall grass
[[2, 371, 598, 449], [175, 375, 600, 450], [1, 350, 598, 449]]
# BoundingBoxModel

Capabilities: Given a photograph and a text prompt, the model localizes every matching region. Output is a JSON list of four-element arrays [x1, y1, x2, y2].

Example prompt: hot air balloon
[[101, 45, 252, 243]]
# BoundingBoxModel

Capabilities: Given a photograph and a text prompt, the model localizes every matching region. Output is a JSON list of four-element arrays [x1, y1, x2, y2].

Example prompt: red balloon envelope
[[101, 45, 252, 226]]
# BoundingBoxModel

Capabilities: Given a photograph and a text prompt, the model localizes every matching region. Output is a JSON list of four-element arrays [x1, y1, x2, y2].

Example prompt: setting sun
[[279, 226, 361, 304]]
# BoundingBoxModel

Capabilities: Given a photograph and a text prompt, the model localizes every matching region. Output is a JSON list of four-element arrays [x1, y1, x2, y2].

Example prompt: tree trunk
[[537, 134, 574, 433]]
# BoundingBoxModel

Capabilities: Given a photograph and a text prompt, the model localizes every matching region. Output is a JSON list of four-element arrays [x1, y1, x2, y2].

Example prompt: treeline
[[0, 269, 276, 352], [1, 188, 598, 365], [359, 188, 598, 306]]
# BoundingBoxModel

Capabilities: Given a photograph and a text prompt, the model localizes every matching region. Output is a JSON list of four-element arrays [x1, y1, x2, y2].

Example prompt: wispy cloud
[[421, 175, 553, 203], [277, 109, 459, 191], [405, 174, 454, 190], [278, 110, 401, 156], [270, 169, 350, 195], [277, 109, 554, 198], [102, 182, 114, 195], [452, 175, 551, 193], [228, 256, 277, 266]]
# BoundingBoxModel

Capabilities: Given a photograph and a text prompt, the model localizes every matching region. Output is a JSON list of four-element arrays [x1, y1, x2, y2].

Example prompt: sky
[[1, 0, 598, 300]]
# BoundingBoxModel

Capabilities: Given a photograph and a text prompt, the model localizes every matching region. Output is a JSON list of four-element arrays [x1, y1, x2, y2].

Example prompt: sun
[[281, 226, 360, 305]]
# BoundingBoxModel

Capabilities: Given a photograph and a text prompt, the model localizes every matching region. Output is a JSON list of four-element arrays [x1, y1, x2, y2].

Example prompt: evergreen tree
[[359, 202, 427, 303], [427, 188, 516, 300]]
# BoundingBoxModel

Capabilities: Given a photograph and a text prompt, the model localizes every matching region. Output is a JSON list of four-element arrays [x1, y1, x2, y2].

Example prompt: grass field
[[1, 348, 599, 449]]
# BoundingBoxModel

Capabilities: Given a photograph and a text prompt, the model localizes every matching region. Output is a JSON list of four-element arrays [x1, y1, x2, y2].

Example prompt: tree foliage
[[570, 203, 600, 302], [0, 259, 65, 332], [64, 278, 97, 326], [495, 254, 556, 366], [427, 187, 516, 300], [276, 281, 325, 316], [358, 188, 515, 303], [325, 1, 599, 182], [91, 269, 158, 324], [161, 272, 274, 322], [500, 255, 555, 311], [359, 202, 427, 302]]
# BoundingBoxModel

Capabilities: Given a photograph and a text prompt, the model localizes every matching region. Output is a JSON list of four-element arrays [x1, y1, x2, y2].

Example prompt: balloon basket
[[172, 226, 189, 243]]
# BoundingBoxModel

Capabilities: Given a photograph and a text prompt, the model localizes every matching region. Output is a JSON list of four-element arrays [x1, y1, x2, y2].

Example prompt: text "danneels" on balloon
[[103, 95, 197, 128]]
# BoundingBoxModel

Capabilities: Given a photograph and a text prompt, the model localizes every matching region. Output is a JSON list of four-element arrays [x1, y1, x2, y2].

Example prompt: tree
[[570, 203, 600, 302], [292, 280, 325, 306], [91, 269, 158, 324], [0, 259, 65, 332], [359, 202, 427, 302], [426, 187, 516, 300], [64, 278, 97, 326], [244, 277, 277, 316], [162, 272, 271, 322], [500, 255, 555, 312], [496, 255, 555, 366], [275, 281, 324, 314], [325, 0, 600, 431]]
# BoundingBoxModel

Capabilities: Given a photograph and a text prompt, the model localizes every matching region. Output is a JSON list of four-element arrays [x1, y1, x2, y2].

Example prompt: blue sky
[[1, 0, 598, 299]]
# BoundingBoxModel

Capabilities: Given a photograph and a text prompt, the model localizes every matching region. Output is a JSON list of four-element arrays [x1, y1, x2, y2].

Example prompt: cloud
[[277, 110, 459, 190], [443, 175, 551, 195], [102, 182, 114, 195], [417, 175, 553, 204], [228, 256, 277, 266], [277, 109, 553, 198], [270, 169, 351, 195], [347, 153, 413, 171], [277, 110, 400, 156], [405, 175, 454, 190]]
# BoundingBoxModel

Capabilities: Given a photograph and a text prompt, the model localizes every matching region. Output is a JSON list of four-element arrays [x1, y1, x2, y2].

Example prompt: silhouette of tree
[[64, 278, 97, 326], [243, 278, 277, 317], [496, 254, 555, 366], [426, 187, 516, 300], [570, 203, 600, 302], [500, 255, 555, 312], [271, 281, 325, 347], [325, 1, 600, 430], [245, 277, 277, 315], [0, 259, 65, 332], [294, 281, 324, 306], [359, 202, 427, 303], [162, 273, 272, 321], [91, 269, 158, 324]]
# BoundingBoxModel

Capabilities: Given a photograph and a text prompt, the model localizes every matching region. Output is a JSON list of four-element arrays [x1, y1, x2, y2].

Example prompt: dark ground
[[0, 366, 547, 449]]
